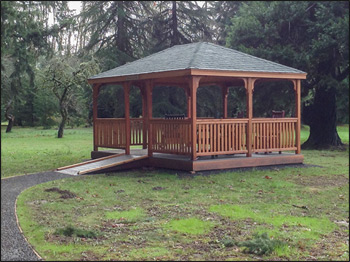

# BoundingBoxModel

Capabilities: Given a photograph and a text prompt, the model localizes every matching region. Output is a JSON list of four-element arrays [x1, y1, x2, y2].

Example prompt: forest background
[[1, 1, 349, 148]]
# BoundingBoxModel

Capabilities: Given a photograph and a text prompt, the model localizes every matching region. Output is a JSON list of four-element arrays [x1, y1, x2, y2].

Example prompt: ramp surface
[[56, 154, 148, 175]]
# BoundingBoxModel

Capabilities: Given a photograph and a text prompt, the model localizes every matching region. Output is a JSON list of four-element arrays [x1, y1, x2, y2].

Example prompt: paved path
[[1, 172, 72, 261]]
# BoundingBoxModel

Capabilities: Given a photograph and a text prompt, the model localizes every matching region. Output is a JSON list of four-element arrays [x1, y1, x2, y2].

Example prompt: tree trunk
[[57, 108, 68, 138], [171, 1, 179, 46], [5, 101, 15, 133], [302, 85, 343, 149], [5, 115, 15, 133]]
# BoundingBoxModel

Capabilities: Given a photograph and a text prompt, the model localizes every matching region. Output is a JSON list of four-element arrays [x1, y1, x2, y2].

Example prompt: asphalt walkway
[[1, 172, 72, 261]]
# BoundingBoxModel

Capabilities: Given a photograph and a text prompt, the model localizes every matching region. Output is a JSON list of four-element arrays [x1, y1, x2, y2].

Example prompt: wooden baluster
[[220, 123, 223, 152], [292, 121, 295, 148], [232, 124, 236, 151], [198, 124, 202, 154], [213, 123, 216, 153], [228, 123, 232, 151], [226, 123, 228, 152], [238, 123, 241, 151]]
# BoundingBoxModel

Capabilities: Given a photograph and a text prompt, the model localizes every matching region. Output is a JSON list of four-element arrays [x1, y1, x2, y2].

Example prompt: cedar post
[[190, 76, 201, 160], [186, 86, 191, 118], [222, 85, 229, 118], [295, 79, 301, 154], [246, 78, 255, 157], [140, 86, 148, 149], [177, 84, 191, 118], [92, 84, 101, 152], [145, 80, 153, 157], [123, 82, 131, 155]]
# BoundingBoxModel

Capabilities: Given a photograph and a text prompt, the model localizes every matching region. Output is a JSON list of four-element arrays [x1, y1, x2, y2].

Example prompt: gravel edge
[[1, 172, 72, 261]]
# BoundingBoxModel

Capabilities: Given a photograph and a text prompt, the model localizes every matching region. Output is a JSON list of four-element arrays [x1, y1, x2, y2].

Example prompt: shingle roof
[[89, 42, 306, 80]]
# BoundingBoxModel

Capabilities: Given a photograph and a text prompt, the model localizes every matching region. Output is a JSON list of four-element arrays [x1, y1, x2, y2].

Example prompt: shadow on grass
[[89, 163, 323, 179]]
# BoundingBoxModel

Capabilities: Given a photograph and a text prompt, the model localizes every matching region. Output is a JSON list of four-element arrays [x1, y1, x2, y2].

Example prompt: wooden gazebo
[[87, 42, 307, 172]]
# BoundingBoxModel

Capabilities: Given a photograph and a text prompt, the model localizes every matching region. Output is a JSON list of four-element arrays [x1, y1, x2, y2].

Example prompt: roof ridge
[[205, 42, 305, 73], [188, 42, 203, 68]]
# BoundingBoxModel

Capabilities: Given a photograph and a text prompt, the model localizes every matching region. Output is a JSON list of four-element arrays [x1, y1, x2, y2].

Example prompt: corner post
[[123, 82, 131, 155], [92, 84, 101, 152], [295, 79, 301, 154], [146, 80, 153, 157], [190, 76, 201, 160], [140, 86, 148, 149], [222, 85, 229, 118], [185, 86, 191, 118], [245, 78, 255, 157]]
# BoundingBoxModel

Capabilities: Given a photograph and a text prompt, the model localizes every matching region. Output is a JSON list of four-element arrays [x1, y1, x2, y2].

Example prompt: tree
[[79, 1, 154, 70], [226, 1, 349, 149], [39, 56, 100, 138], [149, 1, 214, 53], [210, 1, 241, 45], [1, 1, 74, 130]]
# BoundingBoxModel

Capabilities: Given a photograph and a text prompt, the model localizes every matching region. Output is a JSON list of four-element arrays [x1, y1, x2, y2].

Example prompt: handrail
[[149, 118, 191, 124], [252, 117, 297, 123], [197, 118, 248, 124]]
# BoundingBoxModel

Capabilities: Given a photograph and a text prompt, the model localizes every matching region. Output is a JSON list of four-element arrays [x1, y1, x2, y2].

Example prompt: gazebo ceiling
[[88, 42, 306, 84]]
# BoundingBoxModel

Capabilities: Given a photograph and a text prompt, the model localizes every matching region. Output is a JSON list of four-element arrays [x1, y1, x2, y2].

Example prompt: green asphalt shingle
[[89, 42, 305, 80]]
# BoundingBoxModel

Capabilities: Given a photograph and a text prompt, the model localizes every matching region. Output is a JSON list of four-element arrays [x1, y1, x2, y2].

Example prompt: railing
[[252, 118, 297, 152], [150, 119, 192, 155], [94, 118, 144, 149], [196, 119, 248, 156], [95, 118, 126, 148], [94, 117, 297, 155], [130, 118, 144, 146]]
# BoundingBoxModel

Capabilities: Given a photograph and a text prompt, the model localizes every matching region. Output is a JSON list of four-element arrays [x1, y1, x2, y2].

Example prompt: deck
[[91, 148, 303, 172]]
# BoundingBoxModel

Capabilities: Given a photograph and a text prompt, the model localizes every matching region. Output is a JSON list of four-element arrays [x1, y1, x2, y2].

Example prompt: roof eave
[[87, 69, 192, 85], [87, 68, 307, 85], [190, 69, 307, 80]]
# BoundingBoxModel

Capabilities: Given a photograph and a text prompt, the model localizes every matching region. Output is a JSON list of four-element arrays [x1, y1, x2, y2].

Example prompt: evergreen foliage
[[238, 232, 285, 255], [1, 1, 348, 148], [54, 225, 97, 239], [226, 1, 349, 147]]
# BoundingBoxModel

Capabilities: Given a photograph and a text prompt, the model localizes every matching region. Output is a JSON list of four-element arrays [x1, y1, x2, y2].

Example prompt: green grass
[[4, 125, 349, 260], [164, 217, 215, 235], [210, 204, 336, 240], [1, 126, 93, 177], [105, 207, 146, 223], [1, 124, 348, 178]]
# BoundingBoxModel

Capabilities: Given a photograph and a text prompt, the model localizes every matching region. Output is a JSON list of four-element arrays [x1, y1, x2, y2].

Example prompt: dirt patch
[[44, 187, 77, 199], [288, 174, 349, 187], [304, 229, 349, 261], [152, 186, 166, 191], [80, 251, 101, 261]]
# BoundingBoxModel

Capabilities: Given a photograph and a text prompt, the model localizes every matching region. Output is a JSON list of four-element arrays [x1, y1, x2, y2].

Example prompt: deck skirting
[[91, 149, 303, 172]]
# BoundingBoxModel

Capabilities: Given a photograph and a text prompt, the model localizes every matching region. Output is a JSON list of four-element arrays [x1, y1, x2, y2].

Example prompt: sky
[[68, 1, 82, 14]]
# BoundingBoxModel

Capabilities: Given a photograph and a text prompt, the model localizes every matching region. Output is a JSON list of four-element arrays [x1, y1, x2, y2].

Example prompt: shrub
[[238, 232, 286, 255], [54, 225, 97, 238]]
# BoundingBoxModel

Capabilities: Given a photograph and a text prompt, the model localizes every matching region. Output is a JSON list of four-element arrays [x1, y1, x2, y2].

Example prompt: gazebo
[[87, 42, 307, 172]]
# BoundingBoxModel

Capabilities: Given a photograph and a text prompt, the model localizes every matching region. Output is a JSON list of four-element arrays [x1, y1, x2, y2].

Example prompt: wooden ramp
[[56, 153, 148, 175]]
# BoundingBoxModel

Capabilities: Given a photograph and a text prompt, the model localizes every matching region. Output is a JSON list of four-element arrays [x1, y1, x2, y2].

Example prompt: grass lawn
[[2, 125, 349, 260], [1, 126, 93, 178]]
